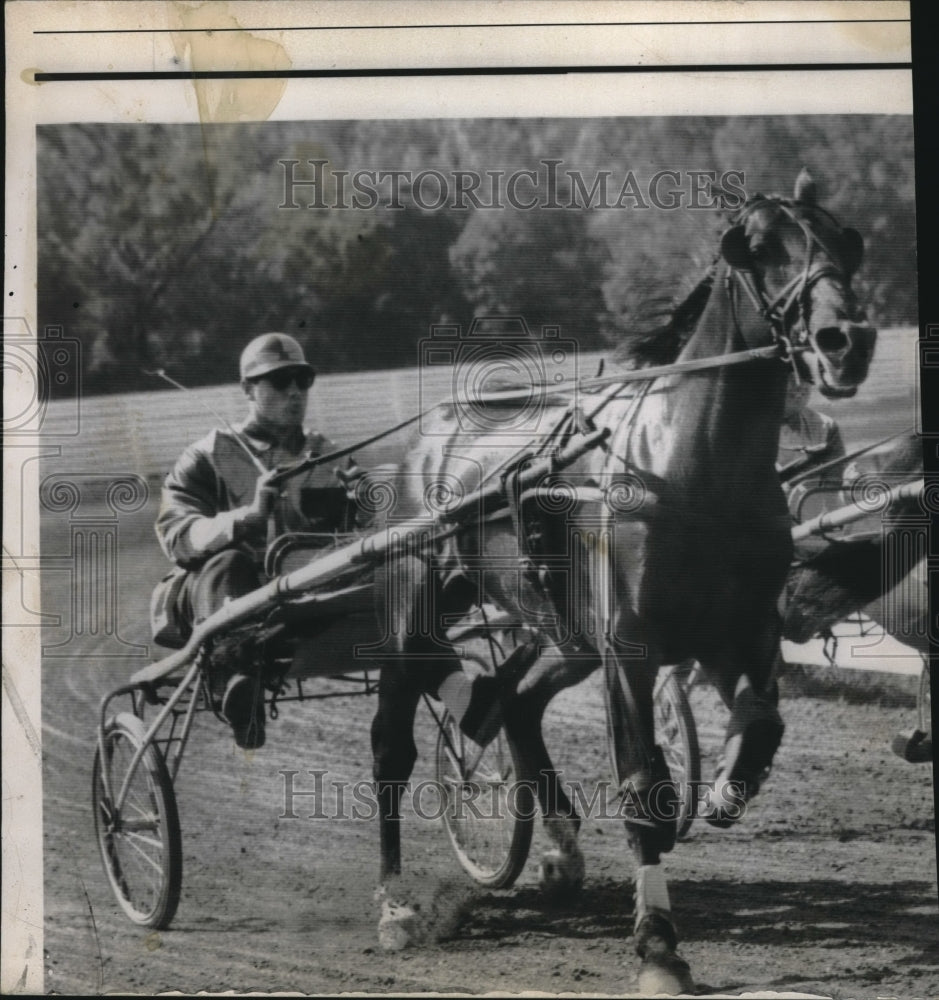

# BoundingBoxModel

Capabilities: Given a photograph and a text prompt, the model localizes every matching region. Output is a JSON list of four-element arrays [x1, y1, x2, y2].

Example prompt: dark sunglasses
[[255, 369, 315, 392]]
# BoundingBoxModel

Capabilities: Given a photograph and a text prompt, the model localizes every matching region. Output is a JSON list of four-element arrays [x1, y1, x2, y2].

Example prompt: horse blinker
[[720, 225, 753, 269], [839, 227, 864, 275]]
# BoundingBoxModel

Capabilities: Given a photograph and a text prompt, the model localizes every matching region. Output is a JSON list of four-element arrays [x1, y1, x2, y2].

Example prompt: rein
[[269, 340, 791, 487]]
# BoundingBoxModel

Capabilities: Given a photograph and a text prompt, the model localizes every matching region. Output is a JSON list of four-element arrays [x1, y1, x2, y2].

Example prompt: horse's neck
[[606, 266, 788, 492], [679, 264, 752, 362], [685, 268, 787, 471]]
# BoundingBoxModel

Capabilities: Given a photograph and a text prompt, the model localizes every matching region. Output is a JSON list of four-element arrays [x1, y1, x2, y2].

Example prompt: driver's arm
[[156, 443, 276, 566]]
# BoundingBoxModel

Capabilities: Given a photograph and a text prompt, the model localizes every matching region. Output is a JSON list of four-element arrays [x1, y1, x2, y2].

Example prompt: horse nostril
[[815, 326, 849, 355]]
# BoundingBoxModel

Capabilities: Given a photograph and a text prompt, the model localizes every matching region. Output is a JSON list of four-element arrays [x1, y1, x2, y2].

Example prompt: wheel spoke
[[94, 715, 181, 928], [121, 828, 165, 851], [121, 816, 159, 833], [119, 827, 166, 875]]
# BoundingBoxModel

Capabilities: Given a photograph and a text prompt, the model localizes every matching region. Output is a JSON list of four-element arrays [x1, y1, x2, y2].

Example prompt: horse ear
[[794, 167, 816, 204], [841, 227, 864, 274], [720, 225, 753, 269]]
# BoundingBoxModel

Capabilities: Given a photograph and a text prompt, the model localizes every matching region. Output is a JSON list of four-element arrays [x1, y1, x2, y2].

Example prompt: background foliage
[[38, 116, 916, 396]]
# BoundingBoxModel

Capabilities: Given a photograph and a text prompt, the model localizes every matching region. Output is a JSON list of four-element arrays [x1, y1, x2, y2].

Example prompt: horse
[[369, 169, 877, 992], [784, 430, 928, 655], [781, 430, 931, 763]]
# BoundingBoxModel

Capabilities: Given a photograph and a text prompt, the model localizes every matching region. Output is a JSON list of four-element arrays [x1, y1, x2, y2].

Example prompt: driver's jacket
[[776, 407, 846, 527], [156, 422, 337, 570], [776, 408, 845, 485]]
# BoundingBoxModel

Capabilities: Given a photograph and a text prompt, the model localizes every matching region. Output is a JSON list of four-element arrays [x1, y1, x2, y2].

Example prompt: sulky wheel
[[93, 712, 182, 929], [653, 663, 702, 840], [435, 710, 534, 888], [605, 653, 701, 844]]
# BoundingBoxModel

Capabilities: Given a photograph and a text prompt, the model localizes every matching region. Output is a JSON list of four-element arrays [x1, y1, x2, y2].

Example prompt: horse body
[[597, 311, 792, 676], [371, 172, 877, 991]]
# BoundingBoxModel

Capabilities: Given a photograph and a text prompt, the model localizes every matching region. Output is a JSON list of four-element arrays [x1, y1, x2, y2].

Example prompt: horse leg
[[370, 651, 425, 951], [371, 546, 454, 950], [372, 661, 420, 882], [502, 673, 587, 898], [372, 550, 493, 949], [606, 653, 695, 995], [701, 625, 786, 828]]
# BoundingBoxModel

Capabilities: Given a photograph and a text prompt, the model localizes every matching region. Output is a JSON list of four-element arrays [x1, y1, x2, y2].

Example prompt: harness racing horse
[[370, 170, 876, 992], [784, 431, 927, 655]]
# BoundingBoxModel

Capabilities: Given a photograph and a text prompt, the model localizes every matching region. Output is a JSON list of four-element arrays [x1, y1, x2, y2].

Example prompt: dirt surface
[[38, 496, 938, 998]]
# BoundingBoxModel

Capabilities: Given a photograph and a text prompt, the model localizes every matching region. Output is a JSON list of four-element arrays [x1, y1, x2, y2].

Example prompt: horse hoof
[[637, 953, 695, 996], [702, 776, 748, 829], [703, 689, 784, 828], [538, 848, 585, 899], [892, 729, 933, 763], [375, 876, 474, 949], [377, 897, 418, 952]]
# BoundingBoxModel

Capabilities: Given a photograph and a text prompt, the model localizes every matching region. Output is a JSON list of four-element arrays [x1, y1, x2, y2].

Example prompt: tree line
[[37, 115, 916, 397]]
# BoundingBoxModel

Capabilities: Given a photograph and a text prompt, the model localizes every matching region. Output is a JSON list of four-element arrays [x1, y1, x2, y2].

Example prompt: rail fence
[[35, 328, 920, 487]]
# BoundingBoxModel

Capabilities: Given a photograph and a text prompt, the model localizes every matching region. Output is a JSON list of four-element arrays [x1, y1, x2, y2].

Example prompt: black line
[[33, 62, 912, 83], [32, 18, 910, 35], [909, 0, 939, 846]]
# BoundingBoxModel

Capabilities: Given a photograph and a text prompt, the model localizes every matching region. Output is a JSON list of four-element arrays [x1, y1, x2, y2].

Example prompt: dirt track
[[39, 494, 938, 998]]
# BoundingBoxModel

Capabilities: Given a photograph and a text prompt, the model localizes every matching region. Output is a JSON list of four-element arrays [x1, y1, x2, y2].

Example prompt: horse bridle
[[724, 198, 853, 374]]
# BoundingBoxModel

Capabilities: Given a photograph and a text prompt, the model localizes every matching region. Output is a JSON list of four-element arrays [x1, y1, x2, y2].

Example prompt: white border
[[2, 2, 915, 995]]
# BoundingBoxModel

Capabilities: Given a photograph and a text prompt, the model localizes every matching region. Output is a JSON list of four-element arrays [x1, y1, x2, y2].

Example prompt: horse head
[[719, 168, 876, 397]]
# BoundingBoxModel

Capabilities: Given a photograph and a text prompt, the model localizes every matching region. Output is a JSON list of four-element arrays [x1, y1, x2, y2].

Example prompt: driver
[[154, 332, 504, 751], [777, 375, 846, 518], [155, 333, 337, 748]]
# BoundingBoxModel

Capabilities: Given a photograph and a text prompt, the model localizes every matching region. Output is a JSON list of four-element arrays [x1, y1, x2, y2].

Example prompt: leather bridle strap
[[725, 198, 852, 367]]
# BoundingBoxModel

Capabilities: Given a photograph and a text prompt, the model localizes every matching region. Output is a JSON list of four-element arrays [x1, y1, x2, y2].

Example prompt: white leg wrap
[[635, 864, 671, 924], [377, 897, 418, 952], [539, 817, 585, 895]]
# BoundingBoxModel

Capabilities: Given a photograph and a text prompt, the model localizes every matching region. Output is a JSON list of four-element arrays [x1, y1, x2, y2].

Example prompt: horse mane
[[612, 267, 716, 369]]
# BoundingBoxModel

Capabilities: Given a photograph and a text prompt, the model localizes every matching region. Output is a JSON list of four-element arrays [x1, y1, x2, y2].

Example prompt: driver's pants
[[177, 549, 262, 629]]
